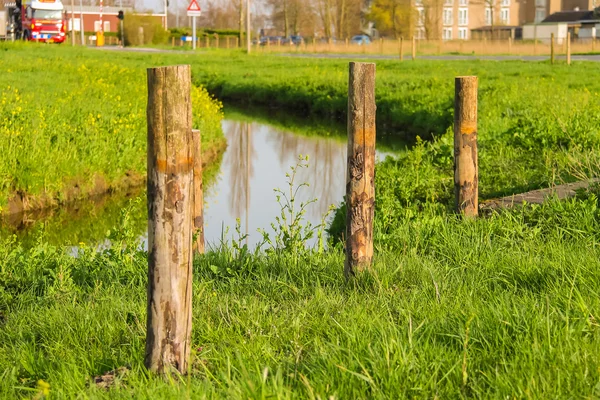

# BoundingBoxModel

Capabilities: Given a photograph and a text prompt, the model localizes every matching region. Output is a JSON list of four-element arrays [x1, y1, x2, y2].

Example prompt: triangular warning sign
[[187, 0, 201, 12]]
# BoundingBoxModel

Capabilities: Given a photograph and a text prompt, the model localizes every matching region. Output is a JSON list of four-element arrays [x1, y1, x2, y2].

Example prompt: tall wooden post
[[551, 33, 555, 64], [412, 36, 416, 60], [454, 76, 478, 217], [146, 65, 194, 374], [567, 31, 571, 65], [345, 62, 376, 278], [192, 129, 205, 254], [399, 37, 403, 61]]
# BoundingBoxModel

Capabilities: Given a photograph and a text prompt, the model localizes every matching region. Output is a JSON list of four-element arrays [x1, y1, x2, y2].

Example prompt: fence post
[[551, 33, 555, 64], [412, 36, 416, 60], [145, 65, 194, 374], [567, 31, 571, 65], [454, 76, 478, 217], [399, 37, 403, 61], [345, 62, 376, 278], [192, 129, 205, 254]]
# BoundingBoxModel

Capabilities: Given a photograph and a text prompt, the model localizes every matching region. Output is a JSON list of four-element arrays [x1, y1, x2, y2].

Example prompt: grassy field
[[0, 43, 225, 214], [1, 46, 600, 397]]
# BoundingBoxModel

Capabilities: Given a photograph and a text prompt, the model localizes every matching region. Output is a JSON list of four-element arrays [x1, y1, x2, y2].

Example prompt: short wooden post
[[226, 36, 230, 49], [411, 36, 416, 60], [215, 34, 219, 48], [399, 37, 403, 61], [454, 76, 478, 217], [551, 33, 555, 64], [567, 31, 571, 65], [205, 36, 209, 48], [235, 37, 239, 48], [379, 37, 384, 53], [171, 36, 175, 47], [192, 129, 205, 254], [345, 62, 376, 278], [146, 65, 194, 374]]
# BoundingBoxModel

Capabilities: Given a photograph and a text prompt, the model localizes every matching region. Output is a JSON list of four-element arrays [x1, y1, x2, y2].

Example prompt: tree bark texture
[[345, 62, 376, 278], [145, 65, 194, 375], [454, 76, 478, 217], [192, 129, 205, 255]]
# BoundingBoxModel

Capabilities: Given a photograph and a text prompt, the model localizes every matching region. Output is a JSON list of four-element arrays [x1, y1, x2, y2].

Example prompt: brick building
[[64, 6, 164, 33]]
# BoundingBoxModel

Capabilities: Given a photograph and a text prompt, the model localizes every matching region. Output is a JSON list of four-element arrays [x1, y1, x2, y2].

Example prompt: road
[[93, 46, 600, 62]]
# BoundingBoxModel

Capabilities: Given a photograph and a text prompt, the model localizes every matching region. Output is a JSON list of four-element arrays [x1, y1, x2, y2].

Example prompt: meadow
[[0, 43, 225, 214], [0, 45, 599, 397]]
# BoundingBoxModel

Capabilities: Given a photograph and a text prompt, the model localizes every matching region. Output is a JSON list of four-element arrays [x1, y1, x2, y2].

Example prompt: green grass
[[2, 46, 600, 398], [1, 193, 600, 398], [0, 43, 225, 212]]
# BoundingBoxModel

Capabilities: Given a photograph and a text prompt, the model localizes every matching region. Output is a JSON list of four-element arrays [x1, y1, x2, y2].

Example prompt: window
[[501, 0, 509, 6], [458, 27, 468, 39], [459, 0, 468, 5], [443, 28, 453, 40], [535, 9, 546, 22], [68, 18, 81, 31], [104, 21, 110, 32], [415, 0, 423, 5], [416, 27, 426, 39], [444, 0, 453, 5], [443, 8, 453, 25], [94, 20, 102, 32], [500, 8, 509, 24], [535, 0, 545, 6], [458, 8, 468, 25], [417, 7, 425, 26], [485, 8, 492, 25]]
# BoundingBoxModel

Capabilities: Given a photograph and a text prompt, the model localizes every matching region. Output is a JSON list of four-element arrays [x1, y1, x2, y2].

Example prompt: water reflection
[[204, 119, 389, 248]]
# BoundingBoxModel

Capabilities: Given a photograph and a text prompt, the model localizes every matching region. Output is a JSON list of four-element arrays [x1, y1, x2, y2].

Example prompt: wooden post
[[437, 38, 442, 54], [567, 31, 571, 65], [215, 34, 219, 48], [205, 36, 209, 48], [226, 36, 230, 49], [551, 33, 555, 64], [171, 36, 175, 47], [235, 37, 239, 48], [146, 65, 194, 374], [379, 37, 384, 54], [412, 36, 416, 60], [345, 62, 376, 278], [399, 37, 403, 61], [192, 129, 205, 254], [345, 37, 349, 50], [454, 76, 478, 217], [312, 37, 316, 53]]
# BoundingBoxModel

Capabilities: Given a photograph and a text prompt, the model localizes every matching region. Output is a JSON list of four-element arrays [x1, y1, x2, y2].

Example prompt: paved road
[[93, 46, 600, 62]]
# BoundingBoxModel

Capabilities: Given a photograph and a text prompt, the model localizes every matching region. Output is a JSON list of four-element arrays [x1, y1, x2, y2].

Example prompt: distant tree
[[367, 0, 414, 38]]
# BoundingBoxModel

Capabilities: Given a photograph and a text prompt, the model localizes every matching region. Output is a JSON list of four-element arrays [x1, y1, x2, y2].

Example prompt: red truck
[[6, 0, 67, 43]]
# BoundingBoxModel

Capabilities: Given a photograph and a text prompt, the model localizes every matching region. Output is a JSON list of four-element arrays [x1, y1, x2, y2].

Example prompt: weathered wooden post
[[192, 129, 205, 254], [345, 62, 376, 278], [412, 36, 416, 60], [146, 65, 194, 374], [567, 31, 571, 65], [399, 37, 404, 61], [551, 33, 555, 64], [454, 76, 478, 217]]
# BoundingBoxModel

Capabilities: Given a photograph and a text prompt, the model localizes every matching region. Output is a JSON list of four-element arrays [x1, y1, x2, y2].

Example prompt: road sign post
[[187, 0, 201, 50]]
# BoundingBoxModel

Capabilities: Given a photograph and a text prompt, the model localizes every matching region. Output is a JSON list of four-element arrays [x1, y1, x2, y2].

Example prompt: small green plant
[[259, 155, 334, 258]]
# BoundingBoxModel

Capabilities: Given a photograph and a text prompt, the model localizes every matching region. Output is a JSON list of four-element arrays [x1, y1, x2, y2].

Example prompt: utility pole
[[164, 0, 168, 30], [79, 0, 84, 45], [246, 0, 250, 53], [70, 0, 74, 45]]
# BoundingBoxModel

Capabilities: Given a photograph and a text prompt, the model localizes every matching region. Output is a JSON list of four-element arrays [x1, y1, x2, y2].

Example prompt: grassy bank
[[187, 52, 600, 201], [0, 43, 225, 214], [1, 190, 599, 398]]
